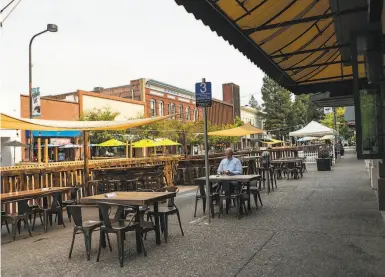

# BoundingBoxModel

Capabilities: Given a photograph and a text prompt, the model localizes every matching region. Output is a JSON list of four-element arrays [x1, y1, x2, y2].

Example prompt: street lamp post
[[28, 24, 58, 161]]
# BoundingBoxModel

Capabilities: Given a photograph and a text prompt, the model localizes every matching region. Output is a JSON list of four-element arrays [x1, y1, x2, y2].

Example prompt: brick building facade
[[222, 83, 241, 119], [94, 78, 239, 125]]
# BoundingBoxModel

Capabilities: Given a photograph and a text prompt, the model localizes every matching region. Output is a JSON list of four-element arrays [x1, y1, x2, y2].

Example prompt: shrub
[[318, 147, 330, 159]]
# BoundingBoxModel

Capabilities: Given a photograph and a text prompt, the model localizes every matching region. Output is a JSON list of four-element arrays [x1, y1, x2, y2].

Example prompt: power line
[[0, 0, 22, 27], [0, 0, 15, 14]]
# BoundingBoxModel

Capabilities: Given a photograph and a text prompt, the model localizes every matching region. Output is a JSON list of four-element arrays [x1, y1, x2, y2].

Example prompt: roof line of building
[[146, 79, 195, 96]]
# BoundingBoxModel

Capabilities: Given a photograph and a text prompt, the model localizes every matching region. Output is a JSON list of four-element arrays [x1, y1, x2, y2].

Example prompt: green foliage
[[288, 95, 308, 129], [261, 77, 324, 137], [320, 107, 353, 140], [80, 107, 123, 144], [261, 76, 292, 133]]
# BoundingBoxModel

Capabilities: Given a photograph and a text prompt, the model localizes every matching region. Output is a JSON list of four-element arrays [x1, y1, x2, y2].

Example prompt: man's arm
[[217, 159, 224, 174], [231, 159, 243, 175]]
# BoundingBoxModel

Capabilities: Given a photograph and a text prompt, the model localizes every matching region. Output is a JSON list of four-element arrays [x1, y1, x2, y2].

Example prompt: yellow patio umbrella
[[97, 139, 125, 147], [132, 139, 157, 157], [154, 138, 181, 146], [132, 139, 157, 148]]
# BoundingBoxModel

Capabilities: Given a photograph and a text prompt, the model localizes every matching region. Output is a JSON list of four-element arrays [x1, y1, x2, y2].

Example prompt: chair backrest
[[98, 203, 113, 228], [195, 180, 206, 198], [286, 162, 296, 169], [70, 188, 79, 200], [18, 199, 33, 215], [51, 192, 62, 210], [68, 205, 83, 227]]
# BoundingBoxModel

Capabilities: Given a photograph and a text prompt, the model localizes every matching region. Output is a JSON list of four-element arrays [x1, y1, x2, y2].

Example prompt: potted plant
[[316, 147, 332, 171]]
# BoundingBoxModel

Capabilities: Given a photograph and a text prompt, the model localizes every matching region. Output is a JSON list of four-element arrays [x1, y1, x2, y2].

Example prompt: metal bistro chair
[[218, 181, 248, 219], [124, 189, 154, 239], [67, 205, 112, 261], [243, 179, 263, 210], [1, 199, 33, 241], [97, 202, 147, 267], [193, 179, 219, 218], [1, 210, 10, 233], [32, 192, 66, 233], [62, 187, 80, 222], [146, 187, 184, 243], [283, 162, 299, 180]]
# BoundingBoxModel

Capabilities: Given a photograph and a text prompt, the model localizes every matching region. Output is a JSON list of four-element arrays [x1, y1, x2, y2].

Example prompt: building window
[[150, 99, 156, 117], [179, 104, 183, 119], [186, 107, 191, 120], [159, 101, 164, 116], [194, 108, 199, 121], [169, 103, 176, 119]]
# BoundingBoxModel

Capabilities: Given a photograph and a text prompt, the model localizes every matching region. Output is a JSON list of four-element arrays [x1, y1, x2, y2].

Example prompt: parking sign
[[195, 82, 212, 107]]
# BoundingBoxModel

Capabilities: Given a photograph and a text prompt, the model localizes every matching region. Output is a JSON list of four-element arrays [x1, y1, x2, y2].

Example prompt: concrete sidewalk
[[2, 149, 385, 276]]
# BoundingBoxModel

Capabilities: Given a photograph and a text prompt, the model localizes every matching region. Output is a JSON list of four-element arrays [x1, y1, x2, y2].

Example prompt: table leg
[[57, 192, 64, 225], [247, 183, 251, 211], [99, 209, 106, 248], [154, 202, 161, 245], [135, 206, 142, 253]]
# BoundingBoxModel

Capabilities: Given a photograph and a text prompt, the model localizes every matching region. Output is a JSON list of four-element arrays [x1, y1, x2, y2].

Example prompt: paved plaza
[[2, 149, 385, 277]]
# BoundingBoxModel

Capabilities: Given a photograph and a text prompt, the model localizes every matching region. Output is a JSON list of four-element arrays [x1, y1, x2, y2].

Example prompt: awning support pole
[[83, 131, 89, 195]]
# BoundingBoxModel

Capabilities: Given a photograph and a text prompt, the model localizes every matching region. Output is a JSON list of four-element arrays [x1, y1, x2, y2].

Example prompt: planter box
[[316, 158, 331, 171]]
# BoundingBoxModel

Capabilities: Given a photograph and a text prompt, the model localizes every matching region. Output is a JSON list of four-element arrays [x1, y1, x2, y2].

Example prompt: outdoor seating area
[[2, 149, 384, 276]]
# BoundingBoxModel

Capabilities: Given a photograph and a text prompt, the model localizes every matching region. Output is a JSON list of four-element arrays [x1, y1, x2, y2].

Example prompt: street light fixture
[[28, 24, 58, 161]]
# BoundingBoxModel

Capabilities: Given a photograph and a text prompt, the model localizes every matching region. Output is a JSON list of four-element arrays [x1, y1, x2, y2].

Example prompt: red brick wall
[[222, 83, 241, 119], [208, 100, 234, 126], [144, 88, 201, 121]]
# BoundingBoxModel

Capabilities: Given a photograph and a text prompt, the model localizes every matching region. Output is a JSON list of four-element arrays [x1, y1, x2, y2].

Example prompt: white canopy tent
[[289, 121, 337, 137]]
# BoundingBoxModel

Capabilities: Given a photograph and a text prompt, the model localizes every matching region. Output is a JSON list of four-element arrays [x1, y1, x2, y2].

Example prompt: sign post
[[195, 78, 212, 223]]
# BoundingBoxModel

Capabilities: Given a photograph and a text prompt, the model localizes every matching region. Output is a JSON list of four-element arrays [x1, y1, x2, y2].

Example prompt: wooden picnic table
[[1, 187, 73, 202], [80, 191, 176, 248]]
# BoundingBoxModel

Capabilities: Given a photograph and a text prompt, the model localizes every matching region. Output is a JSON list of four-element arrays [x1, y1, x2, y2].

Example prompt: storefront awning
[[25, 130, 82, 138], [175, 0, 368, 94], [0, 113, 172, 131], [208, 122, 263, 136]]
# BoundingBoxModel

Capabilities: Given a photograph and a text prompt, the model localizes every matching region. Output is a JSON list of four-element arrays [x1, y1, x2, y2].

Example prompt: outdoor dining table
[[1, 187, 73, 203], [195, 175, 261, 211], [80, 191, 176, 252], [1, 187, 73, 225]]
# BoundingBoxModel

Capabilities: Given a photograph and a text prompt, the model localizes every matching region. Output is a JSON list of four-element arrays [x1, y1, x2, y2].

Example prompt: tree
[[80, 107, 122, 144], [261, 76, 292, 135], [306, 97, 323, 122], [249, 95, 261, 110], [320, 107, 353, 140], [288, 95, 308, 130]]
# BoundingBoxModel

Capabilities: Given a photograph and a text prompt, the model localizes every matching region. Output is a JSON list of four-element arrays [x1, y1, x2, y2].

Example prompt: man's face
[[225, 149, 233, 159]]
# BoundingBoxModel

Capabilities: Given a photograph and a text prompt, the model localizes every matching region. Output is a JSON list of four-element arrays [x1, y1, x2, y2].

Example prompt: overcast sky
[[0, 0, 265, 115]]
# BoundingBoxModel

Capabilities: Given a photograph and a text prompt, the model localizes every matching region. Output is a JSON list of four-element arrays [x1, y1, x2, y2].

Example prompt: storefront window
[[358, 88, 383, 157]]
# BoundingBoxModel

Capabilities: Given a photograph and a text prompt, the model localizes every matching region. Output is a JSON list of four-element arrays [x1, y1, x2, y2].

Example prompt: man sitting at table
[[217, 148, 242, 175]]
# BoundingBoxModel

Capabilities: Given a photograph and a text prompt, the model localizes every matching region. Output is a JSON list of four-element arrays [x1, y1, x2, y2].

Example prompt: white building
[[240, 105, 264, 149]]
